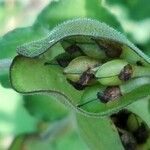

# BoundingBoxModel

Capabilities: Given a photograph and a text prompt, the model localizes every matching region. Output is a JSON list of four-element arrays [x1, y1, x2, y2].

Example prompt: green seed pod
[[77, 77, 150, 112], [10, 18, 150, 117], [64, 56, 100, 82], [98, 77, 150, 103], [96, 59, 150, 86], [97, 86, 122, 103], [77, 84, 106, 112], [77, 43, 106, 59], [95, 59, 129, 85]]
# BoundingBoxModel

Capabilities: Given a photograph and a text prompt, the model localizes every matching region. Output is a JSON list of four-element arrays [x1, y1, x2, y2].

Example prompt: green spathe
[[10, 18, 150, 117]]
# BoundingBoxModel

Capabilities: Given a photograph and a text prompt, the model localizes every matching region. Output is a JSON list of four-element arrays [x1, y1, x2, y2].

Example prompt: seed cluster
[[111, 110, 150, 150], [47, 36, 150, 104]]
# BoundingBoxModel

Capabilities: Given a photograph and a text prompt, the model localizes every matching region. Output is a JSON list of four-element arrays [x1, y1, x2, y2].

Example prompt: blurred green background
[[0, 0, 149, 149]]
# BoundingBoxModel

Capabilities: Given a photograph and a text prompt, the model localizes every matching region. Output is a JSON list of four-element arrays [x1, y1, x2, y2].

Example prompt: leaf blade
[[76, 113, 124, 150]]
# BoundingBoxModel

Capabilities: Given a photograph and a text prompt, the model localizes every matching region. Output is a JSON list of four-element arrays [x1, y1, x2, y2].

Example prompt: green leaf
[[76, 113, 124, 150], [9, 116, 88, 150], [0, 85, 38, 135], [105, 0, 150, 21], [10, 19, 150, 117], [35, 0, 122, 31], [0, 0, 122, 62], [0, 26, 48, 59], [24, 94, 68, 122], [0, 0, 122, 66], [104, 0, 150, 52]]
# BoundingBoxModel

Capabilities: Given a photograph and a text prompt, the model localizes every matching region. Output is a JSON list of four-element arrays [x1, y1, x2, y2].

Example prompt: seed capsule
[[97, 77, 150, 103], [96, 59, 150, 86], [95, 59, 129, 85], [97, 86, 122, 103], [77, 76, 150, 108], [111, 110, 150, 149], [64, 56, 100, 82]]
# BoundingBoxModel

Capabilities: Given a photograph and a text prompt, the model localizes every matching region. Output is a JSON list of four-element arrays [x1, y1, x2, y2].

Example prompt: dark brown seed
[[133, 123, 149, 144], [77, 69, 95, 86], [111, 110, 130, 129], [120, 131, 137, 150], [66, 44, 83, 54], [97, 39, 123, 58], [97, 86, 122, 103], [118, 64, 133, 81], [67, 80, 85, 90]]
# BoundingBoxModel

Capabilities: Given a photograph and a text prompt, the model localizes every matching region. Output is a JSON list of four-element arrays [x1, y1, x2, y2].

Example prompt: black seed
[[133, 123, 149, 144], [97, 86, 122, 103], [118, 64, 133, 81]]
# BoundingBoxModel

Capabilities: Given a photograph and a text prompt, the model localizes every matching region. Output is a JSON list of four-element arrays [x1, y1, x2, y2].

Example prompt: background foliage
[[0, 0, 149, 149]]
